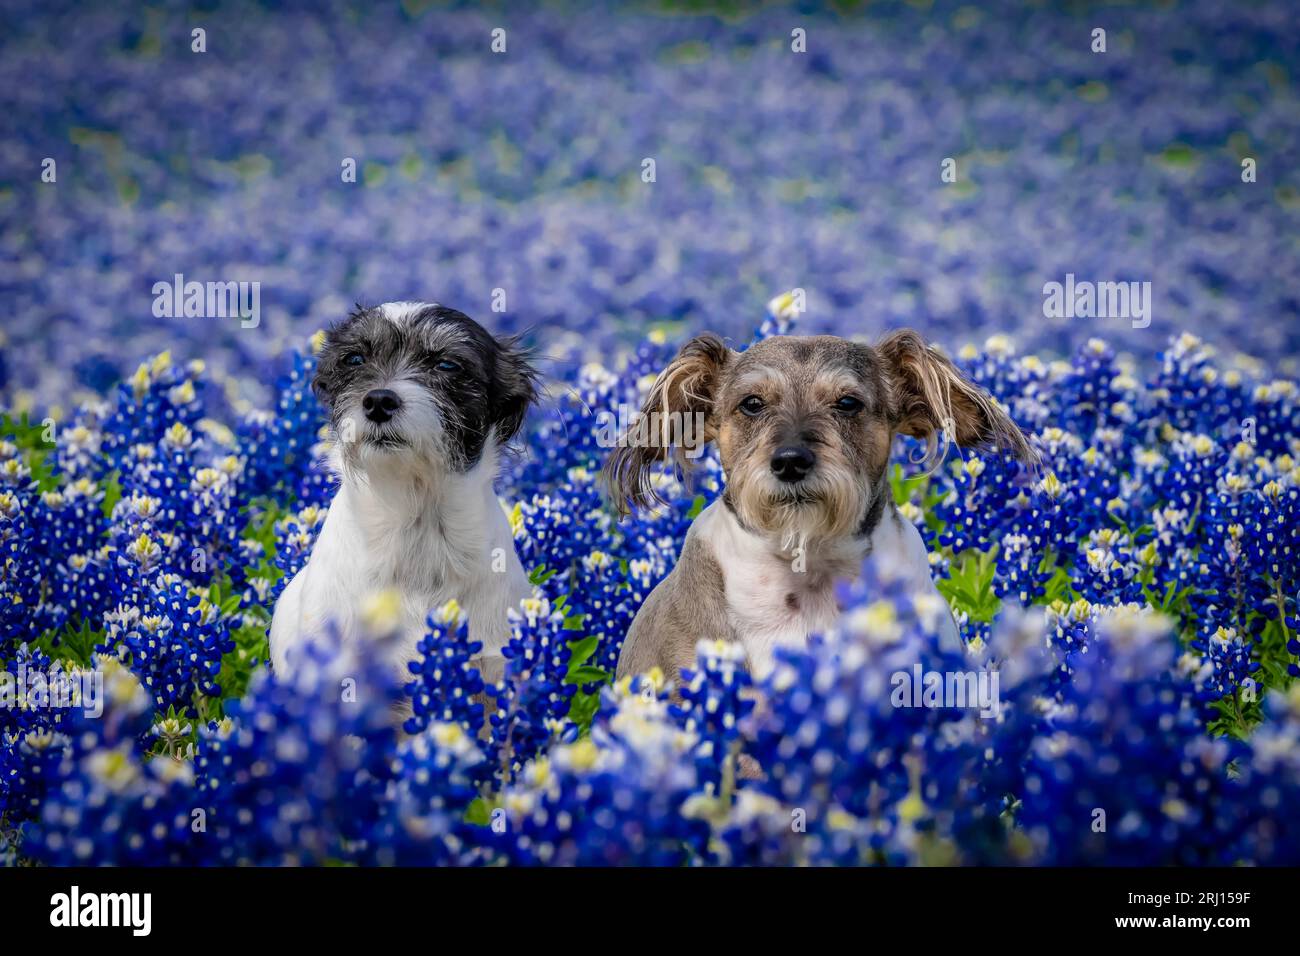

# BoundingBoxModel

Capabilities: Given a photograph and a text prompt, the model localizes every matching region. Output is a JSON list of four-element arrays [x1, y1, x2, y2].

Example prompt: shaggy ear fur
[[603, 333, 730, 515], [491, 333, 540, 444], [876, 329, 1038, 468]]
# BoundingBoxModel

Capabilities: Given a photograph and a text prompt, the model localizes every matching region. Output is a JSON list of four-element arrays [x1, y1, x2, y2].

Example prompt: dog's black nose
[[770, 446, 815, 483], [362, 388, 402, 424]]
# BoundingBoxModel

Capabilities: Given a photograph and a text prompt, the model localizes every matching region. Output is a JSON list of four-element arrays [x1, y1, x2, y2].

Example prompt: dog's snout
[[363, 388, 402, 423], [770, 446, 815, 483]]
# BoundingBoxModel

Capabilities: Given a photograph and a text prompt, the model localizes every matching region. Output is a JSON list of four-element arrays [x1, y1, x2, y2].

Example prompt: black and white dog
[[270, 302, 538, 690]]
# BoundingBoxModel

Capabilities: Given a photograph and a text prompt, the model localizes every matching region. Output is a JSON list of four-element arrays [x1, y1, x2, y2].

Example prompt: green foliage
[[888, 462, 947, 535], [241, 496, 286, 555], [888, 461, 925, 508], [33, 617, 102, 667], [0, 411, 59, 492], [1039, 561, 1077, 606], [99, 469, 122, 519], [202, 498, 300, 707], [1208, 689, 1261, 741], [564, 629, 611, 735], [937, 549, 1001, 622], [464, 797, 492, 826], [209, 571, 270, 708], [528, 564, 557, 587]]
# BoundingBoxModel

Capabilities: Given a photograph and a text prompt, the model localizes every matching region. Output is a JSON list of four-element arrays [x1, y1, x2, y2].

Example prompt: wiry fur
[[270, 302, 538, 697], [877, 329, 1038, 472], [604, 332, 727, 513], [606, 330, 1037, 687]]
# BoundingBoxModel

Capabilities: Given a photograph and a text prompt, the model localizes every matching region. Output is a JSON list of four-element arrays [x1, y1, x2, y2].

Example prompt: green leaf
[[1039, 564, 1076, 606], [100, 469, 122, 519], [528, 565, 557, 586], [565, 666, 610, 685], [566, 634, 599, 668], [34, 617, 103, 667], [936, 548, 1001, 623], [888, 461, 928, 508], [464, 798, 492, 826], [566, 688, 604, 736], [0, 412, 60, 492]]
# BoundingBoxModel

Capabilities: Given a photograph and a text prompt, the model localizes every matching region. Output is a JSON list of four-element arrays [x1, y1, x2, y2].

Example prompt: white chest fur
[[269, 447, 530, 685], [693, 498, 956, 678]]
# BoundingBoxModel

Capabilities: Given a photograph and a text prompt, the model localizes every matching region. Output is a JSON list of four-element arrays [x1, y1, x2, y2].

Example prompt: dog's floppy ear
[[491, 333, 540, 444], [876, 329, 1037, 469], [604, 332, 730, 516]]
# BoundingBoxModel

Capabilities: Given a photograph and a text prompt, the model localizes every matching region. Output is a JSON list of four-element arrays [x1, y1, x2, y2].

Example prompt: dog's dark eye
[[435, 359, 462, 373], [834, 396, 864, 414], [343, 352, 365, 367], [739, 395, 765, 417]]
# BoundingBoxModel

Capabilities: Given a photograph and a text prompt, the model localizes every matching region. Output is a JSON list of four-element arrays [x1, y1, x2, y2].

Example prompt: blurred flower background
[[1, 0, 1298, 866]]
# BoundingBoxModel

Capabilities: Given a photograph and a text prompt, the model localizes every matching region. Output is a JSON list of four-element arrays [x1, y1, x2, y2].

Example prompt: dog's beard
[[363, 430, 409, 451], [332, 387, 450, 478], [729, 454, 869, 551]]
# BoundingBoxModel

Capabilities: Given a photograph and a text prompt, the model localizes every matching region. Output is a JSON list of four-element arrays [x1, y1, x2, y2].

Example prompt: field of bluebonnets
[[2, 0, 1299, 865]]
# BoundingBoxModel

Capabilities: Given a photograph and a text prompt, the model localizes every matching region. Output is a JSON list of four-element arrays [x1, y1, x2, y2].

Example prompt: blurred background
[[1, 0, 1297, 415]]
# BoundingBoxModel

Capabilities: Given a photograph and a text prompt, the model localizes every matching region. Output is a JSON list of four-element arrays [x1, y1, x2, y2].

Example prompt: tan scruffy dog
[[604, 330, 1038, 687]]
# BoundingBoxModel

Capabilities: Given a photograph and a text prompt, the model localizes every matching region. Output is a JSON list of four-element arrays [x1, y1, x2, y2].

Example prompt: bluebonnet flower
[[1056, 339, 1141, 438], [1075, 527, 1140, 603], [994, 532, 1054, 607], [1016, 607, 1248, 865], [1044, 599, 1094, 658], [510, 472, 614, 595], [1186, 620, 1260, 704], [746, 560, 993, 865], [364, 722, 488, 866], [403, 601, 486, 743], [0, 645, 94, 834], [1232, 685, 1300, 864], [18, 657, 196, 865], [98, 354, 207, 478], [266, 503, 328, 604], [236, 340, 331, 503], [565, 547, 646, 677], [101, 575, 234, 715], [484, 596, 577, 784], [671, 639, 755, 794], [191, 628, 401, 865], [21, 477, 110, 635], [3, 308, 1299, 868], [0, 482, 43, 651], [957, 337, 1052, 436], [490, 676, 708, 865], [23, 738, 198, 866]]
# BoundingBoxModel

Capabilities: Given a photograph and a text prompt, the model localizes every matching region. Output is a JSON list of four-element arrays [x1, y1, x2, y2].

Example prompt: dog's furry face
[[605, 330, 1037, 547], [313, 302, 537, 474], [713, 336, 893, 545]]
